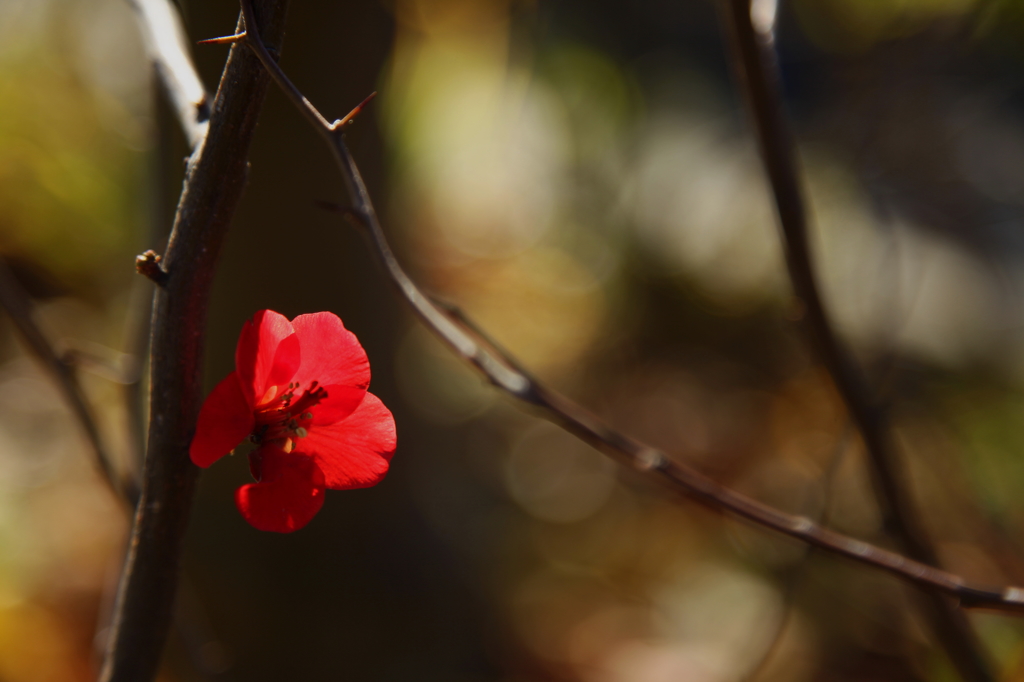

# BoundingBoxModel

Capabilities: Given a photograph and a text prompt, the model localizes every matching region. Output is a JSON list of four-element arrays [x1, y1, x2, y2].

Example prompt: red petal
[[234, 447, 326, 533], [301, 392, 396, 490], [291, 313, 370, 421], [235, 310, 300, 408], [190, 371, 255, 468]]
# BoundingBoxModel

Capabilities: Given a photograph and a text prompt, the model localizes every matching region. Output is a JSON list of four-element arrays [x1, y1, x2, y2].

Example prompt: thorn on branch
[[197, 32, 247, 46], [331, 92, 377, 131], [136, 250, 168, 286]]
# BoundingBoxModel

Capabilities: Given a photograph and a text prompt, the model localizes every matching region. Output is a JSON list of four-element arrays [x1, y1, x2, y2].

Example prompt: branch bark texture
[[718, 1, 992, 680], [99, 2, 289, 680]]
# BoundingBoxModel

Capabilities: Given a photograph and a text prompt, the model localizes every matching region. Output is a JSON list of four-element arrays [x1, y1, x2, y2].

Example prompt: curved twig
[[718, 1, 992, 679], [236, 0, 1024, 616]]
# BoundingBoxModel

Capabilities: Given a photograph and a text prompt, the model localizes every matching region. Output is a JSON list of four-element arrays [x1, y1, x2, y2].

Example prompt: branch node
[[636, 448, 667, 472], [135, 250, 168, 286]]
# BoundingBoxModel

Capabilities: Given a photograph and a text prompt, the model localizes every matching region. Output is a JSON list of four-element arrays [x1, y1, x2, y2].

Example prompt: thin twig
[[99, 2, 289, 681], [717, 1, 993, 680], [61, 341, 140, 385], [236, 1, 1024, 615], [0, 258, 138, 505]]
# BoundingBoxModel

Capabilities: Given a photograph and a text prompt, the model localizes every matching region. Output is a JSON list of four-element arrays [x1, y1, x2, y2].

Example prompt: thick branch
[[237, 2, 1024, 617], [99, 2, 289, 680], [718, 1, 992, 680]]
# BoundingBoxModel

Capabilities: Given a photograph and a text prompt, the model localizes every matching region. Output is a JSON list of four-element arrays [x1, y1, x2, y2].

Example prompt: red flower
[[190, 310, 396, 533]]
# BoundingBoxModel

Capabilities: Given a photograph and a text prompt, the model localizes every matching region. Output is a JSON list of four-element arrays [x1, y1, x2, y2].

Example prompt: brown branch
[[0, 258, 138, 505], [125, 0, 210, 148], [98, 2, 289, 680], [125, 0, 213, 470], [236, 1, 1024, 617], [717, 1, 993, 680]]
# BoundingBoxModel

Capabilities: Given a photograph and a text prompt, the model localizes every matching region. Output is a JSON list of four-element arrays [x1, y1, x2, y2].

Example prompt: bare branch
[[125, 0, 211, 470], [237, 0, 1024, 617], [125, 0, 209, 147], [99, 2, 290, 680], [718, 0, 993, 679], [0, 258, 138, 506]]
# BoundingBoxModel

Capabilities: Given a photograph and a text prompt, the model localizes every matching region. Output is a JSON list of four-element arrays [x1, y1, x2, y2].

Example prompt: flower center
[[251, 381, 328, 451]]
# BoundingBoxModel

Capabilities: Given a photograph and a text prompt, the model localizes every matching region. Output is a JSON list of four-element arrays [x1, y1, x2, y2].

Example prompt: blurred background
[[5, 0, 1024, 679]]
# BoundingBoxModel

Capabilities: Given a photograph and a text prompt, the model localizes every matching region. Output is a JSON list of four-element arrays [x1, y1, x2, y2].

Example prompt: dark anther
[[250, 423, 270, 445]]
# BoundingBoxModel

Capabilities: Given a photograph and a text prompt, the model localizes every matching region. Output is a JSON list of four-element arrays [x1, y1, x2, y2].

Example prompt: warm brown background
[[4, 0, 1024, 680]]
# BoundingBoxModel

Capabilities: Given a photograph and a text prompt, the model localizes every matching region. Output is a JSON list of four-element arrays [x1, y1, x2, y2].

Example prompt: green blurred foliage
[[0, 17, 144, 295]]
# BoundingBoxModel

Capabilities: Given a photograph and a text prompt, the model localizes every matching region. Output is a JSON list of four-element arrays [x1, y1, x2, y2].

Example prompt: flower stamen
[[250, 381, 328, 446]]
